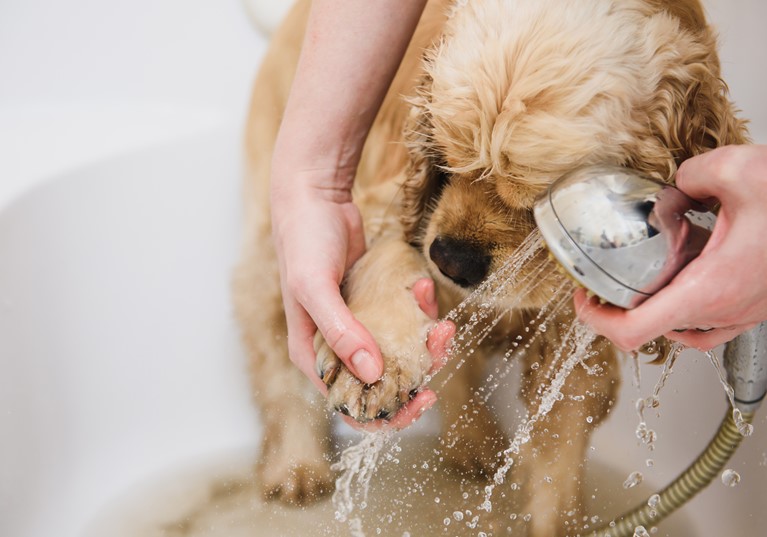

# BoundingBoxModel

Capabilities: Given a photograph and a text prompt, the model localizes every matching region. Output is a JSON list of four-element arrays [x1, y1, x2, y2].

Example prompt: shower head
[[533, 165, 716, 309], [533, 164, 766, 411]]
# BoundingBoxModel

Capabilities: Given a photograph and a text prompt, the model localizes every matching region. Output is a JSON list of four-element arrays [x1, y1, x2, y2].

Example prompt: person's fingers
[[413, 277, 439, 320], [339, 389, 438, 432], [573, 281, 699, 351], [297, 279, 383, 384], [427, 320, 456, 373], [663, 322, 758, 351], [675, 146, 748, 206]]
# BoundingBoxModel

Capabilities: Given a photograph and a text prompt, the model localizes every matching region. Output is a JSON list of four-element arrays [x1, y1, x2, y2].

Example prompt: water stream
[[330, 230, 614, 535], [330, 228, 759, 536]]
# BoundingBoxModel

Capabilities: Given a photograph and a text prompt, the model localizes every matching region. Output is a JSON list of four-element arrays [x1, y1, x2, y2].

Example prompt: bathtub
[[1, 1, 766, 536]]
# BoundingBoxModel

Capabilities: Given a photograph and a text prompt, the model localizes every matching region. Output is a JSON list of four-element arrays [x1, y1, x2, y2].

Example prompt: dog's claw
[[319, 363, 341, 387], [314, 331, 342, 388]]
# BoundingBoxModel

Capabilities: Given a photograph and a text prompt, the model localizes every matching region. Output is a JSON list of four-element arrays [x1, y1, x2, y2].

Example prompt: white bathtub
[[0, 129, 261, 537], [1, 1, 766, 536]]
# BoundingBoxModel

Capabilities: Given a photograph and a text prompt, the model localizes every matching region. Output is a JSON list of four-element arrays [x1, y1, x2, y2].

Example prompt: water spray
[[532, 165, 767, 536]]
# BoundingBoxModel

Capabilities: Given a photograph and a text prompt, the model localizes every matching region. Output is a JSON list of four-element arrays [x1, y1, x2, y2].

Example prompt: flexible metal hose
[[585, 410, 754, 537]]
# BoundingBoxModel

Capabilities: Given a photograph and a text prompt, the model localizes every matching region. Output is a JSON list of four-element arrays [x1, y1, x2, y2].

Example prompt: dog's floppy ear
[[401, 74, 447, 245], [640, 20, 749, 175]]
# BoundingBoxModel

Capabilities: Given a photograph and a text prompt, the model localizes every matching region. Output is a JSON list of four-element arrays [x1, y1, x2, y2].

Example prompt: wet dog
[[233, 1, 748, 534]]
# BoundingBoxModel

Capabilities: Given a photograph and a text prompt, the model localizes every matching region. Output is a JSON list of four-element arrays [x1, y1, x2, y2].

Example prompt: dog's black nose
[[429, 236, 491, 288]]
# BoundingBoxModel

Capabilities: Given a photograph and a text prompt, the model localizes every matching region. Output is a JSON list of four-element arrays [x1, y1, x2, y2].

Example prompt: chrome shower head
[[533, 165, 716, 309]]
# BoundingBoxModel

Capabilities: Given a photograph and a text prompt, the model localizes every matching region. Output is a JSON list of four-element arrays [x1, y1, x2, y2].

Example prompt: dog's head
[[401, 0, 748, 309]]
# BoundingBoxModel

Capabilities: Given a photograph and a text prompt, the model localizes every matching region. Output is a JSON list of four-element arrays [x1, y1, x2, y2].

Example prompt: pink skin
[[575, 145, 767, 351]]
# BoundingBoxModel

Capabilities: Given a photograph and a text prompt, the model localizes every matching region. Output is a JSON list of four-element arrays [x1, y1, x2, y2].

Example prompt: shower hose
[[585, 410, 754, 537]]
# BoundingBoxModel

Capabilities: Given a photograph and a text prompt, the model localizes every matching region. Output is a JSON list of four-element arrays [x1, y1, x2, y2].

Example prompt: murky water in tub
[[83, 442, 695, 537]]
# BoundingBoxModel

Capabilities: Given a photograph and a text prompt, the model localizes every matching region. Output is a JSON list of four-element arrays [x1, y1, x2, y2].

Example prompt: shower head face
[[533, 165, 716, 309]]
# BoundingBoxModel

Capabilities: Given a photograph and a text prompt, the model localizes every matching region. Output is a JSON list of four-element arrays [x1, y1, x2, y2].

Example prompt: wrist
[[270, 166, 356, 207]]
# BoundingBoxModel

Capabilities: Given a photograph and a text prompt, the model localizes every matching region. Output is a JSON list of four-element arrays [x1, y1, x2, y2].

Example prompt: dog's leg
[[437, 348, 509, 478], [317, 235, 436, 422], [232, 235, 333, 505], [518, 319, 620, 537]]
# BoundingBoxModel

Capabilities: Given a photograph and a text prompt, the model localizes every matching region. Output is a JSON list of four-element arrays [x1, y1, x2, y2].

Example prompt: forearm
[[274, 0, 427, 190]]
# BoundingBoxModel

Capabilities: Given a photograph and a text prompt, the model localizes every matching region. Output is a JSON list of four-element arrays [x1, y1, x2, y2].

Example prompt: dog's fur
[[233, 1, 748, 535]]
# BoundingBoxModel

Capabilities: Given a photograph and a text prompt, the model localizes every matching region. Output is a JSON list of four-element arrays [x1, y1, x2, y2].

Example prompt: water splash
[[704, 350, 754, 437], [329, 230, 597, 535], [634, 342, 685, 450], [482, 321, 598, 511], [332, 431, 393, 530], [721, 468, 741, 487], [622, 471, 643, 490], [633, 525, 651, 537]]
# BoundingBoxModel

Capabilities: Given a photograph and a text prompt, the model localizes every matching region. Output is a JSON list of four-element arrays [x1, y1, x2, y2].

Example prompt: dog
[[233, 1, 748, 535]]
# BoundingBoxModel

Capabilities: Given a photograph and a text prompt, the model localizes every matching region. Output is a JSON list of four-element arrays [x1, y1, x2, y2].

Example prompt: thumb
[[302, 281, 383, 384]]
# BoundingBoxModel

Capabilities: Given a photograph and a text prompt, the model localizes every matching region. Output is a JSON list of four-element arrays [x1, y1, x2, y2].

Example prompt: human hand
[[271, 170, 382, 394], [574, 145, 767, 351], [271, 171, 455, 430]]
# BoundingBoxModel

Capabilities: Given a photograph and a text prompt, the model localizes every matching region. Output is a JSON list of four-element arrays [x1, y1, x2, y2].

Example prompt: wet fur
[[233, 0, 748, 534]]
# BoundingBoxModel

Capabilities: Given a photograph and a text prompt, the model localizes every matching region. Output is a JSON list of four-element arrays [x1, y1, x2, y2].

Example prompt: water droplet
[[633, 526, 650, 537], [443, 517, 451, 526], [453, 511, 464, 521], [623, 471, 643, 489], [721, 469, 741, 487], [434, 496, 440, 503], [586, 416, 594, 423]]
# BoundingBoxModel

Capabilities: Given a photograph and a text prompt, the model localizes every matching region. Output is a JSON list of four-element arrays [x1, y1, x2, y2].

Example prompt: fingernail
[[351, 349, 380, 383]]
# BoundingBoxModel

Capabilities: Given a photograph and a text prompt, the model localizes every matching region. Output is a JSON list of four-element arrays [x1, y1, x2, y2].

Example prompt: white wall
[[0, 0, 268, 207], [0, 0, 763, 202]]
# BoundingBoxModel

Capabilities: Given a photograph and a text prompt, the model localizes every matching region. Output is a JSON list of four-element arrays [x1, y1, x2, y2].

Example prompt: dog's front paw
[[315, 334, 428, 423]]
